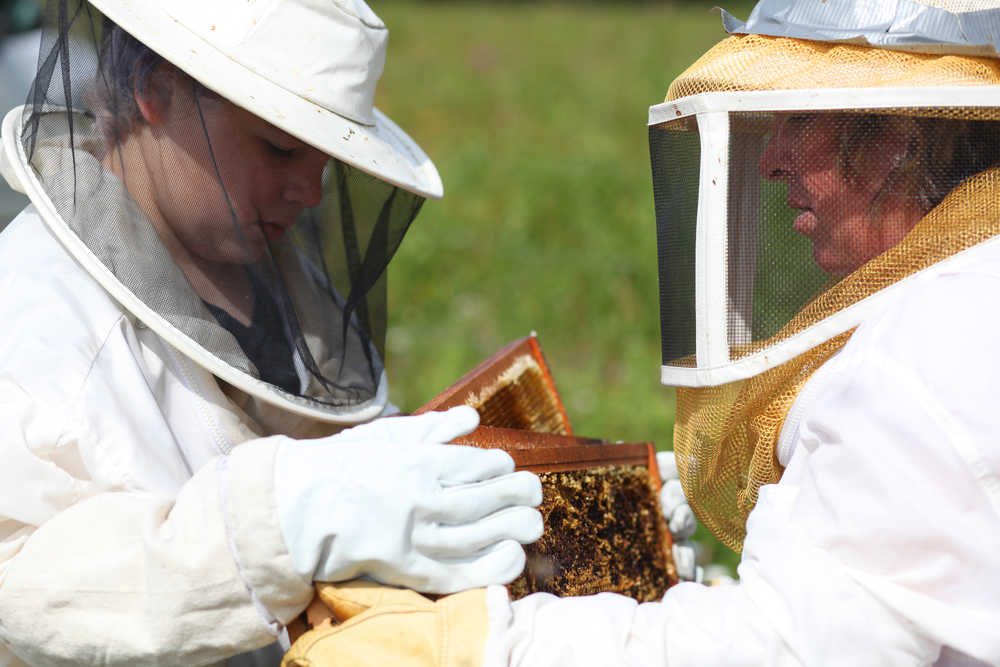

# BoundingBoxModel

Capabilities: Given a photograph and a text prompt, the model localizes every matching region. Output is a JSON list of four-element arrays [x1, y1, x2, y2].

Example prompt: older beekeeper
[[281, 1, 1000, 665], [0, 1, 544, 664]]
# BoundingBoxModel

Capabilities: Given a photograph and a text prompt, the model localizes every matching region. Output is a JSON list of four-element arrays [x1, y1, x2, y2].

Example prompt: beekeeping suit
[[0, 1, 544, 665], [281, 1, 1000, 665]]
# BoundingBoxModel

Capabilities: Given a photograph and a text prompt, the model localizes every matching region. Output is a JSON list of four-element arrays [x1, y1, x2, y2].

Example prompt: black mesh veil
[[17, 0, 424, 415]]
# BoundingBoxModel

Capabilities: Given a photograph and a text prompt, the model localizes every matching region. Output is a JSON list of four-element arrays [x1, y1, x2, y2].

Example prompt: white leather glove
[[656, 450, 701, 583], [275, 406, 544, 594]]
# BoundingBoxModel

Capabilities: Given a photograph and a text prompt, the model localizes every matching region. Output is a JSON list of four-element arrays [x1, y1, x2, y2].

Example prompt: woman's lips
[[261, 221, 289, 242], [793, 209, 818, 237]]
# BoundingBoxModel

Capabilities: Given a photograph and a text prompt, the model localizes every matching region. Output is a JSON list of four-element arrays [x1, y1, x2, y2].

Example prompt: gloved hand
[[656, 450, 701, 583], [283, 580, 671, 667], [275, 406, 544, 594], [282, 581, 492, 667]]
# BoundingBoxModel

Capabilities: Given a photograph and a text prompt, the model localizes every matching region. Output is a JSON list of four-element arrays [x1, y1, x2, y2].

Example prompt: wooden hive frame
[[417, 335, 677, 600], [415, 336, 574, 435], [415, 335, 661, 478], [287, 335, 677, 643]]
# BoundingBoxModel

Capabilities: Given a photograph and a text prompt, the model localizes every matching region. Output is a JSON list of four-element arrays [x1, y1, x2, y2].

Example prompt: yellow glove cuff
[[282, 581, 490, 667]]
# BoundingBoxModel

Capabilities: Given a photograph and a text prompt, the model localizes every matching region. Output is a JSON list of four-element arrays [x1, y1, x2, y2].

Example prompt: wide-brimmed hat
[[89, 0, 443, 199]]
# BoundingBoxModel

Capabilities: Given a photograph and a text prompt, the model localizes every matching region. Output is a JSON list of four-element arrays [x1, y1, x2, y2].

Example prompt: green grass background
[[375, 1, 756, 575]]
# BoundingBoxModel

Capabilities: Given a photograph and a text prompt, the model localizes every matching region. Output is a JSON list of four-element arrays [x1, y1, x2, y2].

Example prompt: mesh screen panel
[[656, 109, 1000, 374], [650, 124, 699, 367], [737, 111, 1000, 354]]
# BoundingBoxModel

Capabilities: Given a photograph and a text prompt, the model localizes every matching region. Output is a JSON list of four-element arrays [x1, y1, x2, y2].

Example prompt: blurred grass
[[375, 1, 755, 573]]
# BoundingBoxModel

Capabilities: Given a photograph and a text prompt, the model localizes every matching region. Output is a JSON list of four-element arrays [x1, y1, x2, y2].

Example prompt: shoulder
[[847, 239, 1000, 367], [783, 240, 1000, 463], [0, 206, 133, 396]]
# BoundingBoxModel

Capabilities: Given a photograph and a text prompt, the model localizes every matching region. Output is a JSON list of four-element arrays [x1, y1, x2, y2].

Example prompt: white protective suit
[[484, 237, 1000, 666], [0, 203, 328, 665]]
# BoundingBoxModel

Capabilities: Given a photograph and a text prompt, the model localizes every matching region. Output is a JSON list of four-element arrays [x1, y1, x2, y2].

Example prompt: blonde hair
[[839, 113, 1000, 215]]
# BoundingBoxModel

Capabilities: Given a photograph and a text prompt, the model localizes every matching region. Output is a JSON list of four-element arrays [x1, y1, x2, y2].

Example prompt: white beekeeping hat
[[1, 0, 441, 424]]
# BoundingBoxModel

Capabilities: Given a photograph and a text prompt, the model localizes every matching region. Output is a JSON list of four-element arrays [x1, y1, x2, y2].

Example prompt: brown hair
[[89, 20, 218, 146]]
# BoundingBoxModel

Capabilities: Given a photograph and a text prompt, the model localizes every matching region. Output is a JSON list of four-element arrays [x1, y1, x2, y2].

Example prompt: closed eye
[[265, 140, 295, 158]]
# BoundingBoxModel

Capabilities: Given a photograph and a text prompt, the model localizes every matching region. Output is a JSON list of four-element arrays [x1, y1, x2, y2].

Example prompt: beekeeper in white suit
[[0, 0, 545, 664], [282, 1, 1000, 665]]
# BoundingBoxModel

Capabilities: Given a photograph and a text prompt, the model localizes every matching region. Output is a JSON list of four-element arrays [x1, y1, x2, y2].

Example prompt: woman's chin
[[212, 240, 267, 266], [813, 246, 856, 278]]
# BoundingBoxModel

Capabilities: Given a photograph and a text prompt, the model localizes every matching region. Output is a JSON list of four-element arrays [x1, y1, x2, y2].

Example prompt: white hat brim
[[88, 0, 443, 199]]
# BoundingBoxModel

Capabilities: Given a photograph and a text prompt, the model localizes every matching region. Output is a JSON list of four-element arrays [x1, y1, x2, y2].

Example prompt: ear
[[133, 63, 174, 126], [857, 121, 914, 197]]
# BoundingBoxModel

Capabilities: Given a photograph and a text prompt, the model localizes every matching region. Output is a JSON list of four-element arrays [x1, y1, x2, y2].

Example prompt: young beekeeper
[[279, 1, 1000, 665], [0, 1, 545, 664]]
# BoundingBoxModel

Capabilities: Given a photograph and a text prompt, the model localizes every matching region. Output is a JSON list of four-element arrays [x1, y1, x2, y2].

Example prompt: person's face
[[757, 113, 917, 277], [145, 89, 329, 266]]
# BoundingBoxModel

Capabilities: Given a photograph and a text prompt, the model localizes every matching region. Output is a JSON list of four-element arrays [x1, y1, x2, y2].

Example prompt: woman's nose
[[757, 134, 784, 181], [758, 133, 791, 181]]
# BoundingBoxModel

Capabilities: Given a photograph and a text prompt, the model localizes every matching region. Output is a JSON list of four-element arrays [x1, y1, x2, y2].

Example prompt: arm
[[287, 268, 1000, 667], [0, 432, 311, 666], [0, 390, 541, 666], [492, 268, 1000, 665], [0, 304, 311, 665]]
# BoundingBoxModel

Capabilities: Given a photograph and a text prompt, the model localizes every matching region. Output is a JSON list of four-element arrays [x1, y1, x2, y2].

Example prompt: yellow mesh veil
[[668, 34, 1000, 102]]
